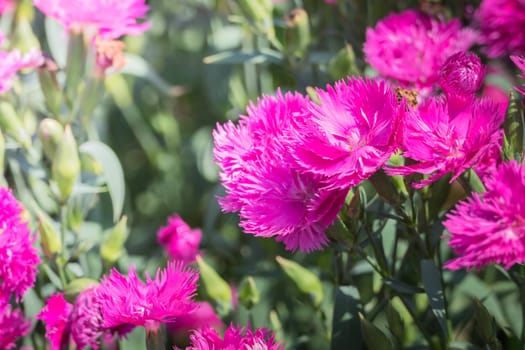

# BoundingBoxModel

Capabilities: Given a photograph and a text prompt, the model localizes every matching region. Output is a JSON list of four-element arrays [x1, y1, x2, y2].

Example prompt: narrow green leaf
[[79, 141, 125, 222], [359, 313, 393, 350], [384, 279, 424, 295], [203, 50, 283, 64], [330, 286, 362, 350], [421, 259, 448, 339]]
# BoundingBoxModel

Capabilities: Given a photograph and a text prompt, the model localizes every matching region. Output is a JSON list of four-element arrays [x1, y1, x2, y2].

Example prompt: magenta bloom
[[386, 97, 504, 188], [476, 0, 525, 57], [166, 302, 224, 343], [438, 51, 485, 98], [0, 35, 43, 93], [179, 324, 283, 350], [291, 77, 403, 189], [364, 10, 477, 89], [214, 92, 348, 252], [510, 55, 525, 96], [36, 293, 73, 350], [0, 301, 30, 349], [96, 262, 198, 332], [0, 0, 14, 14], [33, 0, 150, 39], [0, 187, 40, 301], [157, 214, 201, 264], [70, 287, 106, 350], [445, 161, 525, 270]]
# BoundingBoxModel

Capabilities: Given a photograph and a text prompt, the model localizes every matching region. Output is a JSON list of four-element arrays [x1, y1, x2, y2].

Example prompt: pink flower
[[0, 35, 43, 93], [157, 215, 201, 264], [290, 77, 403, 189], [0, 0, 14, 14], [476, 0, 525, 57], [33, 0, 150, 39], [510, 55, 525, 96], [0, 187, 40, 301], [166, 302, 224, 344], [438, 51, 485, 98], [70, 287, 106, 350], [364, 10, 477, 90], [178, 324, 283, 350], [96, 262, 198, 332], [386, 97, 504, 188], [0, 301, 30, 349], [445, 161, 525, 270], [36, 293, 73, 350], [213, 92, 347, 252]]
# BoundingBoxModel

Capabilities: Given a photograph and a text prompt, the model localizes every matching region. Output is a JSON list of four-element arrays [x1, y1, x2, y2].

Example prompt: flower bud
[[439, 51, 485, 97], [196, 255, 232, 316], [65, 31, 87, 100], [0, 101, 31, 149], [38, 118, 64, 161], [238, 0, 273, 24], [473, 300, 497, 344], [100, 216, 129, 265], [52, 125, 80, 200], [359, 313, 393, 350], [38, 212, 62, 259], [328, 44, 359, 80], [285, 8, 311, 58], [38, 57, 63, 116], [11, 16, 40, 54], [64, 278, 99, 304], [276, 256, 323, 308], [238, 276, 260, 310]]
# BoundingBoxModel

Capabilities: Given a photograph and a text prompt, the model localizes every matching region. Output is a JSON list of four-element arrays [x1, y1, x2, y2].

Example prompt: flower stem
[[146, 323, 166, 350]]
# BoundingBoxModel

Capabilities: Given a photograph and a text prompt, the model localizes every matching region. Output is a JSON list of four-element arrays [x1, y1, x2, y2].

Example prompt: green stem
[[146, 323, 166, 350], [57, 203, 69, 288]]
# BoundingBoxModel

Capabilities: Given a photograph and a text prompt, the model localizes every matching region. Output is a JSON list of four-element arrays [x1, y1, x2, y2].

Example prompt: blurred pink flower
[[178, 324, 283, 350], [0, 0, 14, 14], [290, 77, 403, 189], [0, 187, 40, 301], [166, 302, 224, 344], [213, 92, 347, 252], [33, 0, 150, 39], [96, 262, 198, 333], [476, 0, 525, 57], [510, 55, 525, 96], [70, 287, 105, 350], [445, 161, 525, 270], [157, 214, 201, 264], [0, 35, 43, 93], [0, 301, 30, 349], [364, 10, 477, 90], [386, 98, 504, 188], [36, 293, 72, 350]]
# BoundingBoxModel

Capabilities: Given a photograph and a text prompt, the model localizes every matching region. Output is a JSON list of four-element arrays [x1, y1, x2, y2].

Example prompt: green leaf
[[45, 17, 67, 66], [330, 286, 362, 350], [43, 263, 63, 289], [359, 313, 393, 350], [384, 279, 424, 295], [421, 259, 448, 339], [79, 141, 125, 222], [203, 49, 283, 64]]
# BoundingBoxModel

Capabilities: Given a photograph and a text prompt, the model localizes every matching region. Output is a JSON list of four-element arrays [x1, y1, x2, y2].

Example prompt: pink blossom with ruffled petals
[[33, 0, 150, 39], [386, 98, 504, 188], [96, 262, 198, 333], [0, 35, 43, 93], [364, 10, 477, 90], [0, 187, 40, 301], [510, 55, 525, 96], [166, 302, 224, 343], [291, 77, 403, 190], [476, 0, 525, 57], [439, 51, 485, 98], [36, 293, 73, 350], [445, 161, 525, 270], [157, 215, 201, 264], [0, 301, 30, 349], [178, 324, 283, 350], [213, 92, 347, 252], [70, 287, 106, 350]]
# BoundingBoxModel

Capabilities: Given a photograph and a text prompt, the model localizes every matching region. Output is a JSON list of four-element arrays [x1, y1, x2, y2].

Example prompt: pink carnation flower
[[36, 293, 73, 350], [70, 287, 106, 350], [178, 324, 283, 350], [157, 215, 202, 264], [96, 262, 198, 333], [166, 302, 224, 344], [290, 77, 403, 189], [364, 10, 477, 90], [386, 97, 504, 188], [510, 55, 525, 96], [0, 187, 40, 300], [438, 51, 485, 98], [33, 0, 150, 39], [0, 301, 30, 349], [445, 161, 525, 270], [476, 0, 525, 57], [0, 35, 43, 93], [0, 0, 14, 14], [213, 92, 347, 252]]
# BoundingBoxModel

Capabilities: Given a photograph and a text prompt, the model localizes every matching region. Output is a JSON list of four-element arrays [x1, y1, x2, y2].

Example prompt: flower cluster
[[214, 77, 404, 252]]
